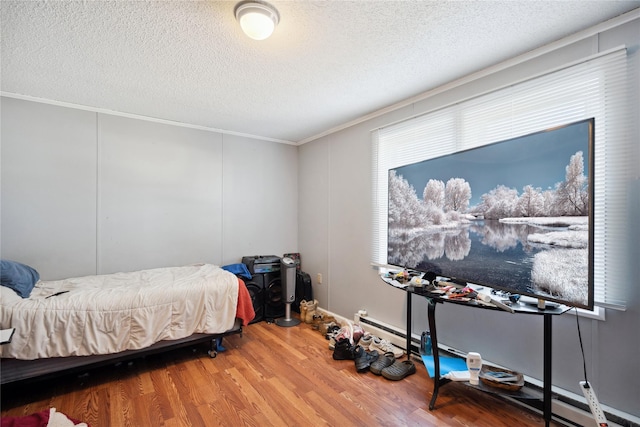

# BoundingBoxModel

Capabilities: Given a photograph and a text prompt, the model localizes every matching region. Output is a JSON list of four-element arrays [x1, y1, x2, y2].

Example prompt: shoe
[[334, 322, 365, 345], [371, 337, 404, 358], [354, 346, 379, 372], [381, 360, 417, 381], [311, 313, 324, 330], [369, 351, 395, 375], [328, 334, 337, 350], [358, 334, 373, 350], [325, 324, 340, 339], [300, 300, 308, 322], [332, 338, 356, 360], [304, 300, 318, 324], [320, 321, 338, 336]]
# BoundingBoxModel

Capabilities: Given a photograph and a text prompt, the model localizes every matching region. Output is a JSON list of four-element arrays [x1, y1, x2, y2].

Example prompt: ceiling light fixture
[[234, 1, 280, 41]]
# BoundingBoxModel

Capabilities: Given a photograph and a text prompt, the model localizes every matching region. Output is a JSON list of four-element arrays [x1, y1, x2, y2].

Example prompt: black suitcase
[[294, 271, 313, 313]]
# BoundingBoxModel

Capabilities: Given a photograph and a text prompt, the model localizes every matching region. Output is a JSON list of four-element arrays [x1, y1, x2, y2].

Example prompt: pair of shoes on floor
[[332, 338, 357, 360], [353, 346, 379, 372], [318, 319, 338, 335], [313, 313, 337, 331], [325, 324, 340, 339], [359, 335, 404, 359], [326, 325, 341, 350], [333, 323, 365, 346], [380, 359, 417, 381], [369, 351, 395, 375], [300, 299, 318, 324]]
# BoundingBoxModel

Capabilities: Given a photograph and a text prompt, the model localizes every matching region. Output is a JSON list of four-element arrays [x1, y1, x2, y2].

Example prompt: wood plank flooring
[[1, 318, 560, 426]]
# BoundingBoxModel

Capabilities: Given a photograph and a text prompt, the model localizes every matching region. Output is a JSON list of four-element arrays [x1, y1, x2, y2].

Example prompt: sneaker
[[358, 334, 373, 350], [319, 321, 337, 336], [381, 360, 416, 381], [325, 324, 340, 339], [326, 326, 340, 350], [354, 346, 379, 372], [371, 337, 404, 358], [369, 351, 395, 375], [332, 338, 356, 360]]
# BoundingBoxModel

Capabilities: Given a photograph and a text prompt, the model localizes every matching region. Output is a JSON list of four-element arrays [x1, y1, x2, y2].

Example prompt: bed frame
[[0, 319, 242, 386]]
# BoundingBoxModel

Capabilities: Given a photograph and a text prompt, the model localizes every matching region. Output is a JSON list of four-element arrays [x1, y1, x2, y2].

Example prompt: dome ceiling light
[[234, 1, 280, 41]]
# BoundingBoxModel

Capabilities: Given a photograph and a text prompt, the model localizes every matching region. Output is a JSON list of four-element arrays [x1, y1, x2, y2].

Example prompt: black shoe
[[333, 338, 356, 360], [354, 346, 379, 372]]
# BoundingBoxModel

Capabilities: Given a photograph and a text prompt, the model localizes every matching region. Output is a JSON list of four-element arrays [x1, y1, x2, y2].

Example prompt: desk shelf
[[382, 275, 569, 427], [464, 380, 544, 400]]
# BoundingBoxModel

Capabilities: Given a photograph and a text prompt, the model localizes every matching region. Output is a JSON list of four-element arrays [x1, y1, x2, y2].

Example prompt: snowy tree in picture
[[515, 185, 545, 217], [554, 151, 588, 216], [388, 170, 425, 230], [423, 179, 445, 209], [444, 178, 471, 213]]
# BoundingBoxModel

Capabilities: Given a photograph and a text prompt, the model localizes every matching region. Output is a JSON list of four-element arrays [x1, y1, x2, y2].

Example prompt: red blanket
[[1, 411, 49, 427], [1, 408, 86, 427], [236, 278, 255, 326]]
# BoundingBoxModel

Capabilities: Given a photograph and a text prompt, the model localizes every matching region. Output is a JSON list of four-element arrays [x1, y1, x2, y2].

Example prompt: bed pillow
[[0, 259, 40, 298]]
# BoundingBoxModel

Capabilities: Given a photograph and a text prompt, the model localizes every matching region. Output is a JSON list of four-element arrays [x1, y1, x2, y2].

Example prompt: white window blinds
[[372, 48, 629, 309]]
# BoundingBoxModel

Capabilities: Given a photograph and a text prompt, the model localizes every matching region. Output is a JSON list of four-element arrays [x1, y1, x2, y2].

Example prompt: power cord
[[575, 307, 609, 425], [574, 306, 589, 383]]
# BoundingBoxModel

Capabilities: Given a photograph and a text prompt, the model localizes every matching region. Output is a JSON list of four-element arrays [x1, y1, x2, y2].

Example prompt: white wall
[[1, 99, 98, 279], [298, 16, 640, 419], [0, 97, 298, 279], [221, 133, 298, 261]]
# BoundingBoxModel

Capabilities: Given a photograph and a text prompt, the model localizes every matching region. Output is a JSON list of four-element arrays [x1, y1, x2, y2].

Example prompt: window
[[372, 48, 629, 310]]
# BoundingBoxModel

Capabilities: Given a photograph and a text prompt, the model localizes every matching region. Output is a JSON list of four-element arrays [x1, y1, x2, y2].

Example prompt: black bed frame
[[0, 319, 243, 386]]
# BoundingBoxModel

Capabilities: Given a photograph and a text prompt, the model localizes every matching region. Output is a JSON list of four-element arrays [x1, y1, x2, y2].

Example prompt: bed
[[0, 261, 255, 385]]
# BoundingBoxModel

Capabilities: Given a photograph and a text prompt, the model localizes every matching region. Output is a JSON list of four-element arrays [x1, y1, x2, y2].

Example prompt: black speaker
[[243, 274, 265, 324], [263, 270, 285, 321]]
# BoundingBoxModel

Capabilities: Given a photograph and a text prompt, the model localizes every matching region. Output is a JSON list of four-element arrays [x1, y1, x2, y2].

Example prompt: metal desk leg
[[406, 291, 412, 359], [428, 300, 449, 410], [544, 313, 552, 426]]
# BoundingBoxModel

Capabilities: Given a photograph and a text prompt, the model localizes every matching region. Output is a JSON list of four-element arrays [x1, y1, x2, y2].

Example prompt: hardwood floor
[[1, 318, 559, 426]]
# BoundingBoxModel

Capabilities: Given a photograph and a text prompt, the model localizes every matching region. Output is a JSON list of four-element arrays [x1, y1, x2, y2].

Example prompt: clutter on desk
[[479, 365, 524, 391], [380, 270, 517, 313]]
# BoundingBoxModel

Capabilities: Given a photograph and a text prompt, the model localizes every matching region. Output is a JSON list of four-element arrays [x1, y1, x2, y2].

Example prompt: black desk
[[383, 276, 568, 427]]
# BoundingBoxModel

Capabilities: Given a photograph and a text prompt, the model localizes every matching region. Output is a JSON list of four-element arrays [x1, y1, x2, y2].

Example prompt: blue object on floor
[[216, 337, 227, 352], [421, 354, 467, 378]]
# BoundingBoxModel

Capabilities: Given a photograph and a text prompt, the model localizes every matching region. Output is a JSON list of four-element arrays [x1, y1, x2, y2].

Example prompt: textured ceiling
[[1, 1, 638, 144]]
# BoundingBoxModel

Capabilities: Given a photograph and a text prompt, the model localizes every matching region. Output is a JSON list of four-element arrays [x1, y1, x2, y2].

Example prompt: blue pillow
[[1, 260, 40, 298]]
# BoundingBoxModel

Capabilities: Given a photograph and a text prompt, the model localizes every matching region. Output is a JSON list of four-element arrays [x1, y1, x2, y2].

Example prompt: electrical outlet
[[317, 273, 322, 284], [580, 381, 608, 426]]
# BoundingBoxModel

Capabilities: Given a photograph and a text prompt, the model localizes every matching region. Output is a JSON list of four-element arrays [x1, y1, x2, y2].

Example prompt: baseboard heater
[[352, 313, 637, 427], [354, 313, 421, 355]]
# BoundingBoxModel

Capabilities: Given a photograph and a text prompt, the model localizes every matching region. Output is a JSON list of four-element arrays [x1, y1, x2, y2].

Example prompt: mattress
[[0, 264, 239, 360]]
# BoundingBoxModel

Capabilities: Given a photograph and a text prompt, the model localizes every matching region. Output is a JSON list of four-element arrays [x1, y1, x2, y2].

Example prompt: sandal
[[370, 351, 395, 375], [381, 360, 416, 381]]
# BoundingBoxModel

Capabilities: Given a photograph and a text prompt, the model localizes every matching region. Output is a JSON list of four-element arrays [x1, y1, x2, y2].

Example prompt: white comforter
[[0, 264, 239, 360]]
